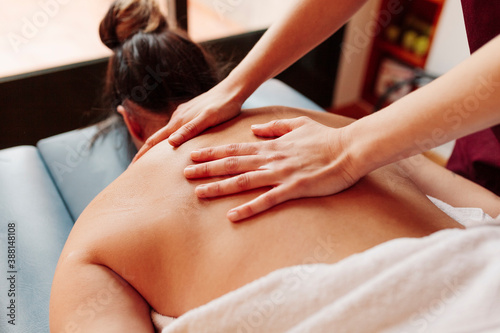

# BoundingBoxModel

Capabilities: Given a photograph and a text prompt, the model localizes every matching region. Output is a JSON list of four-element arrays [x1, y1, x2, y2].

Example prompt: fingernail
[[170, 134, 182, 144], [228, 210, 239, 221], [196, 185, 206, 197], [191, 151, 200, 159], [251, 125, 262, 129], [185, 166, 194, 177]]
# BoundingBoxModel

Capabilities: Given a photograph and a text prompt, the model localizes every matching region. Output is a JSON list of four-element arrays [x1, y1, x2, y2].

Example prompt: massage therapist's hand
[[184, 116, 362, 222], [132, 83, 244, 162]]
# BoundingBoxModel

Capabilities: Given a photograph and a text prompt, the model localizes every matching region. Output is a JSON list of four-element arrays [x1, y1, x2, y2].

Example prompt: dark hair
[[99, 0, 221, 115]]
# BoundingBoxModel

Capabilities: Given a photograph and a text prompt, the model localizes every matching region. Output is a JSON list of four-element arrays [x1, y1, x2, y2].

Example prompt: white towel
[[152, 202, 500, 333], [427, 196, 497, 226]]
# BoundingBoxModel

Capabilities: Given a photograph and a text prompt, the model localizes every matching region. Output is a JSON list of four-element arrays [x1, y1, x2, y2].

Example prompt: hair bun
[[99, 0, 167, 50]]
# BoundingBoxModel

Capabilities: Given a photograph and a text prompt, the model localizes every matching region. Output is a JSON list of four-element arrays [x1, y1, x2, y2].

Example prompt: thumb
[[251, 116, 310, 138]]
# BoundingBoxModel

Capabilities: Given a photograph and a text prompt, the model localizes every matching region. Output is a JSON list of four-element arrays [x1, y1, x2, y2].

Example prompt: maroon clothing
[[447, 128, 500, 195], [446, 1, 500, 195], [460, 0, 500, 54]]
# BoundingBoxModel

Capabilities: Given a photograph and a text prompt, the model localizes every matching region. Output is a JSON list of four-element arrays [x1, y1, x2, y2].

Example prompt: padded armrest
[[0, 146, 73, 333], [37, 124, 136, 221]]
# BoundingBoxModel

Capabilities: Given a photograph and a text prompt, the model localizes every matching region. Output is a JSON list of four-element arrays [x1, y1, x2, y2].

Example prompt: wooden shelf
[[361, 0, 446, 106], [376, 39, 426, 68]]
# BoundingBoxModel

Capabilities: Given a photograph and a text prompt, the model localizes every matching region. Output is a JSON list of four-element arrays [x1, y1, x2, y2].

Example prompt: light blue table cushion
[[0, 146, 73, 333]]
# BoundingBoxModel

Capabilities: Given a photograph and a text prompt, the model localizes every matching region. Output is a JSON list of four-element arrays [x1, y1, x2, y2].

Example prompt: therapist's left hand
[[184, 116, 361, 222]]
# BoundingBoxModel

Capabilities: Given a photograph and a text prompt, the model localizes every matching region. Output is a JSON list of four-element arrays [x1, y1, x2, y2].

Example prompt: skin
[[126, 0, 500, 222], [398, 155, 500, 218], [50, 107, 463, 332], [180, 36, 500, 221]]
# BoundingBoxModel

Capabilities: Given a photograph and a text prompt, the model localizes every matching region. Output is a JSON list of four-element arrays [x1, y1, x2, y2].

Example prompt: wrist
[[339, 117, 387, 179], [322, 125, 363, 185], [223, 64, 269, 106], [215, 75, 250, 109]]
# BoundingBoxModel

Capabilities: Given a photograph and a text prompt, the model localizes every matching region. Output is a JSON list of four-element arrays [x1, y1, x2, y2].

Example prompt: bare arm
[[184, 36, 500, 221], [400, 155, 500, 218], [50, 252, 154, 332], [349, 35, 500, 178], [133, 0, 368, 159], [220, 0, 369, 102]]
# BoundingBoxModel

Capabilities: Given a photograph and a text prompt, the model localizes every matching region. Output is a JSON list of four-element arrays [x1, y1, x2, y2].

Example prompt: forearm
[[224, 0, 368, 103], [148, 0, 368, 149], [400, 155, 500, 217], [346, 35, 500, 177]]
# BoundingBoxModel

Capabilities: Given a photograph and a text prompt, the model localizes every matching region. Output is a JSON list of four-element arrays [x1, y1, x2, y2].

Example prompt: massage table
[[2, 79, 499, 332]]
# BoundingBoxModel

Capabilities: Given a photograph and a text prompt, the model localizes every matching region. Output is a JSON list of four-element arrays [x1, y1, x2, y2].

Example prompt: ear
[[117, 105, 145, 142]]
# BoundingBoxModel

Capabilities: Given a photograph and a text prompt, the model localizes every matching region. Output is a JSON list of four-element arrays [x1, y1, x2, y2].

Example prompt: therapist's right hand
[[132, 83, 244, 163]]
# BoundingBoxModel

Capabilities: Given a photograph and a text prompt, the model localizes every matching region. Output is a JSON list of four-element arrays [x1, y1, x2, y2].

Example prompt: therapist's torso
[[446, 0, 500, 195]]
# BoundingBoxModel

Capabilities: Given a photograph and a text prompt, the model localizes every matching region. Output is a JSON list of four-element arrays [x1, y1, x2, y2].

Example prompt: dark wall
[[0, 59, 109, 149], [0, 27, 344, 149]]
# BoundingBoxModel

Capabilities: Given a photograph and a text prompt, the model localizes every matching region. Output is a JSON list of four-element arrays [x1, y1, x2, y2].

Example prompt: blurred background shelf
[[375, 39, 426, 68], [361, 0, 446, 106]]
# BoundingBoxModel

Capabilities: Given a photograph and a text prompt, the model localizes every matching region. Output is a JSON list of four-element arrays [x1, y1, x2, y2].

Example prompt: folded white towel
[[427, 196, 497, 226], [152, 203, 500, 333]]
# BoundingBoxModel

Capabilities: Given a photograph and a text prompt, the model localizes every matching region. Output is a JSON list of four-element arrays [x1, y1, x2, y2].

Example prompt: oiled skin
[[58, 107, 462, 318]]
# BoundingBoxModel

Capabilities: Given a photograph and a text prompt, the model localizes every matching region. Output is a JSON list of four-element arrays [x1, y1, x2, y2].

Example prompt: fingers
[[226, 186, 293, 222], [190, 143, 259, 162], [168, 115, 208, 147], [185, 155, 266, 178], [194, 170, 274, 198], [132, 147, 147, 164], [251, 116, 310, 137]]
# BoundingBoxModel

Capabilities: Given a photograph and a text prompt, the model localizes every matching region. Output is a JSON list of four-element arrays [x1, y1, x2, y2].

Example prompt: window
[[0, 0, 292, 79], [188, 0, 295, 41], [0, 0, 114, 78]]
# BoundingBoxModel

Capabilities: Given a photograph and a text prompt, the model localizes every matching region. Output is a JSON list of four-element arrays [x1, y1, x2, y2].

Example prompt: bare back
[[59, 107, 462, 319]]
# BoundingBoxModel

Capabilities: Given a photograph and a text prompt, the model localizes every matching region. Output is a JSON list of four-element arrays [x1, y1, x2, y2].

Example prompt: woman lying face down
[[50, 108, 465, 331], [49, 0, 465, 332]]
